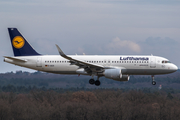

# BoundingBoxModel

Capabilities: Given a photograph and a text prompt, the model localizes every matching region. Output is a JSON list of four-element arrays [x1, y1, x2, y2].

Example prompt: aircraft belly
[[126, 69, 174, 75], [45, 71, 77, 74]]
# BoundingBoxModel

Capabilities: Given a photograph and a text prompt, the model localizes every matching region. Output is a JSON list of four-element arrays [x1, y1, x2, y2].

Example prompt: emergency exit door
[[36, 57, 42, 67]]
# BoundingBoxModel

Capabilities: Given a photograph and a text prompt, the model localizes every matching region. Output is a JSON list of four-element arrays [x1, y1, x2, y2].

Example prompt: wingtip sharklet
[[55, 45, 104, 69], [55, 44, 73, 60], [55, 44, 65, 56]]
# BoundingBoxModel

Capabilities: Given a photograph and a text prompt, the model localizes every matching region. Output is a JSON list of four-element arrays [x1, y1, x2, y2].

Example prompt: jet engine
[[104, 69, 130, 81]]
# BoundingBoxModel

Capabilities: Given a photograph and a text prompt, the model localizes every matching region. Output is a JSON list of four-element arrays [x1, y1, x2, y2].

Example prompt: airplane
[[4, 28, 178, 86]]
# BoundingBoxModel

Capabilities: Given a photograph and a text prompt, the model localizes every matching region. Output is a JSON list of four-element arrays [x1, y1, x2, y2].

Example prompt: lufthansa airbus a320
[[4, 28, 178, 86]]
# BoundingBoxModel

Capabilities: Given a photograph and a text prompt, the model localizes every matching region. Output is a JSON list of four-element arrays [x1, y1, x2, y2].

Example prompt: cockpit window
[[162, 60, 171, 63]]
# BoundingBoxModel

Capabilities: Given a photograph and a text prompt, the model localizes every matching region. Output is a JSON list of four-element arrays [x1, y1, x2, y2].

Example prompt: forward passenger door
[[150, 57, 156, 68]]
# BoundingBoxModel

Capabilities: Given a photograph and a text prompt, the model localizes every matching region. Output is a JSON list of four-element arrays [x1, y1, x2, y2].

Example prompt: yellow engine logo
[[12, 36, 25, 49]]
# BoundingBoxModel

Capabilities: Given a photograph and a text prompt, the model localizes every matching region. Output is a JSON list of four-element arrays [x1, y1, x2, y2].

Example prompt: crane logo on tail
[[12, 36, 25, 49]]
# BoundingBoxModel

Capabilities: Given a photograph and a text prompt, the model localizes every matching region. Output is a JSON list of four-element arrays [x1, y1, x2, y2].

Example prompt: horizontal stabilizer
[[4, 56, 27, 62]]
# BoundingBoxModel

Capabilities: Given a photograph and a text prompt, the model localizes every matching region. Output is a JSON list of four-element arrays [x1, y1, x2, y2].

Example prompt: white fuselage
[[4, 55, 178, 76], [6, 28, 178, 86]]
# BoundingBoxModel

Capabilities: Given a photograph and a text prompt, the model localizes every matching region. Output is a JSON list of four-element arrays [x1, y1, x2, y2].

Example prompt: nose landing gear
[[152, 75, 156, 85], [152, 81, 156, 85]]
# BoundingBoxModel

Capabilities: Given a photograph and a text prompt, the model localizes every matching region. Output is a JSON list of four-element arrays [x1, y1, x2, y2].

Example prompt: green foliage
[[167, 92, 173, 99], [0, 89, 178, 119], [0, 71, 179, 119]]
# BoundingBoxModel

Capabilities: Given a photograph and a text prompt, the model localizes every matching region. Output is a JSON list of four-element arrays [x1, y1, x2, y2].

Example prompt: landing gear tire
[[151, 75, 156, 85], [152, 81, 156, 85], [89, 79, 95, 85], [95, 80, 101, 86]]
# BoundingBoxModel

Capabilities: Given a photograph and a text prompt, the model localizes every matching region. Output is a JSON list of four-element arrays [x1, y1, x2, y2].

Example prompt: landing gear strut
[[89, 76, 101, 86], [152, 75, 156, 85]]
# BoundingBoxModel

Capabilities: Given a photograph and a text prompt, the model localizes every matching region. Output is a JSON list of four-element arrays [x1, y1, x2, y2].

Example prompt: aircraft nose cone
[[172, 64, 178, 72]]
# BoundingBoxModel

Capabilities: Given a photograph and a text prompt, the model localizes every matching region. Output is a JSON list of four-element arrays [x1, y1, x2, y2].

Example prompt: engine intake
[[104, 69, 129, 81]]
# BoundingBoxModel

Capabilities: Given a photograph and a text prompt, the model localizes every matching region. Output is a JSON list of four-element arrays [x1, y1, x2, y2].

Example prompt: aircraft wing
[[55, 44, 104, 73]]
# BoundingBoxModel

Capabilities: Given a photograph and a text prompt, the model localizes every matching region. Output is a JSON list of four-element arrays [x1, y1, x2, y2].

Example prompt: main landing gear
[[152, 75, 156, 85], [89, 76, 101, 86]]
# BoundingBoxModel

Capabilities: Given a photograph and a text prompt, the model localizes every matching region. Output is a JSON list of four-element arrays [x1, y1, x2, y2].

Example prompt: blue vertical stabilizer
[[8, 28, 40, 56]]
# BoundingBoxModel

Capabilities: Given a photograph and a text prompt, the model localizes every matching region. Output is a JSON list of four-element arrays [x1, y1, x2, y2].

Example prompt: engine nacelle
[[104, 69, 130, 81], [114, 75, 130, 81]]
